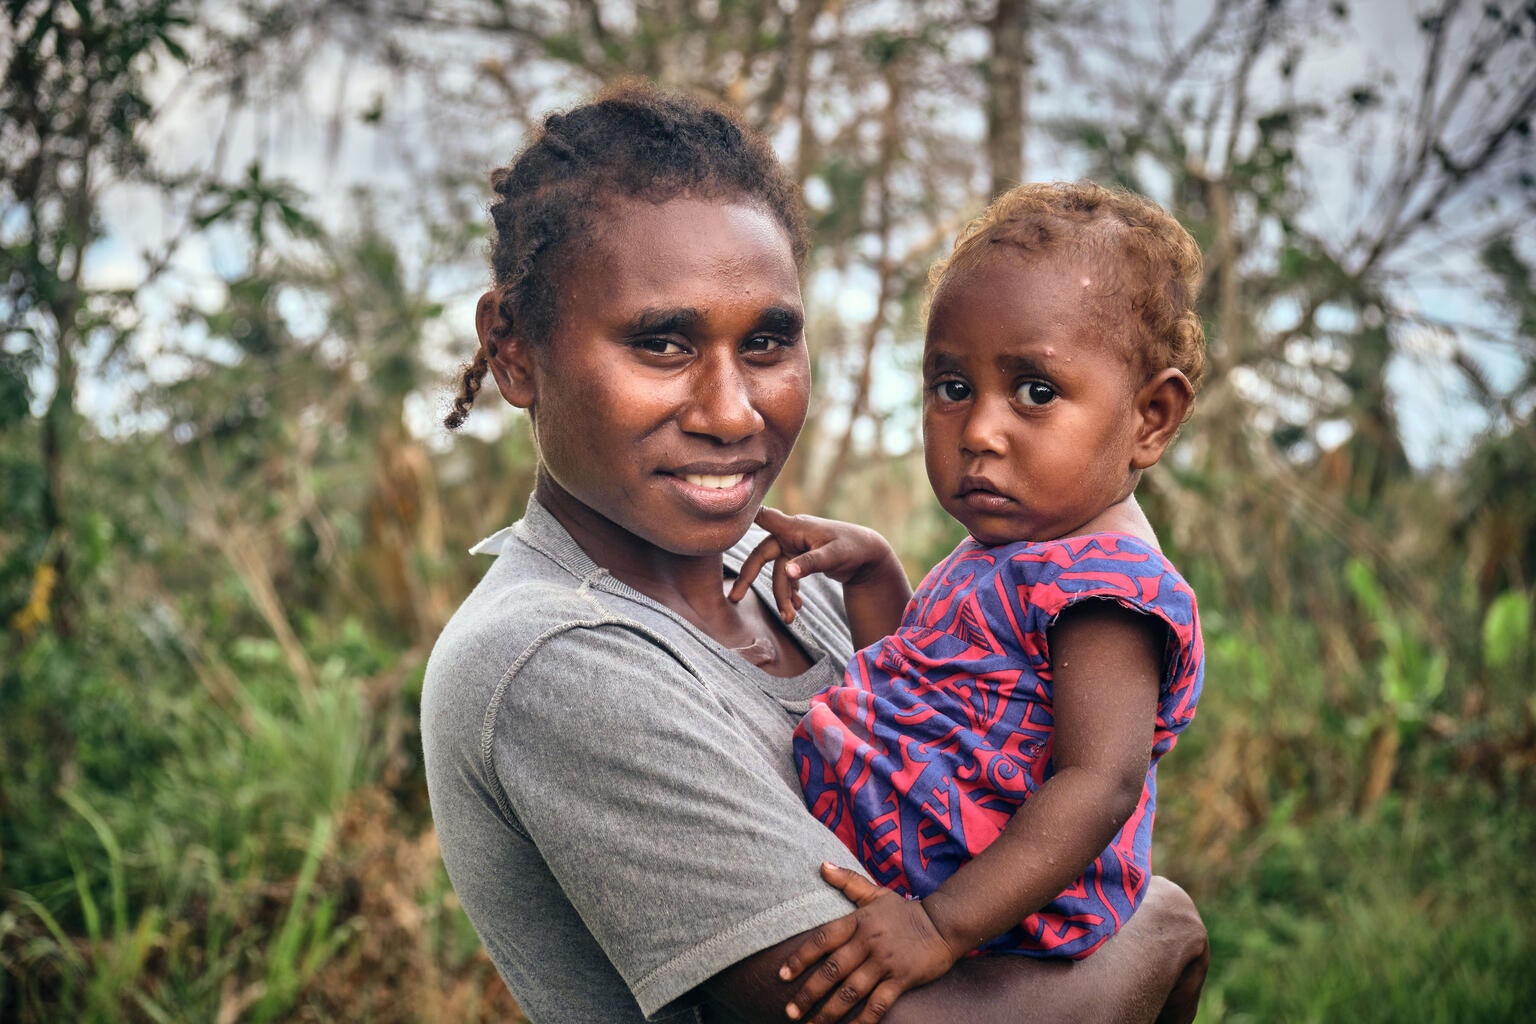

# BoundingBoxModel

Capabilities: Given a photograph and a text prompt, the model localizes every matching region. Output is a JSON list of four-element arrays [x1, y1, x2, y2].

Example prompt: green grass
[[1194, 789, 1536, 1022]]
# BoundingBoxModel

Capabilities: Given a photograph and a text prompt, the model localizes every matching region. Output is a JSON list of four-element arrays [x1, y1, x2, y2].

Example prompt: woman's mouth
[[663, 464, 764, 517], [681, 473, 748, 490]]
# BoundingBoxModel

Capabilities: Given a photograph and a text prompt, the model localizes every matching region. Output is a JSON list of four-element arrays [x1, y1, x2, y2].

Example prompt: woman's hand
[[729, 508, 911, 647], [776, 864, 961, 1024]]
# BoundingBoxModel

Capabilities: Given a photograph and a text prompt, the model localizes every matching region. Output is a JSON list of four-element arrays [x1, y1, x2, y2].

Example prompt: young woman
[[420, 83, 1209, 1024]]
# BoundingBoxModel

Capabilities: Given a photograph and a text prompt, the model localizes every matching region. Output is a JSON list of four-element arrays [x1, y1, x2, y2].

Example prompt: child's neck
[[1072, 495, 1161, 549]]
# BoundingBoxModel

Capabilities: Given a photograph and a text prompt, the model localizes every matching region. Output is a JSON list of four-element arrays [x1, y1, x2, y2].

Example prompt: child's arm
[[728, 507, 912, 650], [776, 599, 1166, 1024]]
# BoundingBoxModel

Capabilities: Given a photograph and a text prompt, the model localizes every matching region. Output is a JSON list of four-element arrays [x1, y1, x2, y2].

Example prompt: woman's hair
[[445, 81, 809, 429], [929, 180, 1206, 393]]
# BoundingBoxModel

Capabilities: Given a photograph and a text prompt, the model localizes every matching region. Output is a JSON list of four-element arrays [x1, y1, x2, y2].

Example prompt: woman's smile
[[661, 462, 766, 517]]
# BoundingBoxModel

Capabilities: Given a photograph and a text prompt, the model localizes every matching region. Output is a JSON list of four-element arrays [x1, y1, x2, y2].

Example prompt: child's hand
[[728, 508, 899, 623], [776, 863, 960, 1024]]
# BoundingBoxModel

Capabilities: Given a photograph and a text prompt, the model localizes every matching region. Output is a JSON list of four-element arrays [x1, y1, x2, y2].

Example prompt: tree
[[0, 0, 192, 637]]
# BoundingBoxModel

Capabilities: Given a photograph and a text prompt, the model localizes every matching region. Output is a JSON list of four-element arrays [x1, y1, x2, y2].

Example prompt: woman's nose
[[679, 357, 766, 443]]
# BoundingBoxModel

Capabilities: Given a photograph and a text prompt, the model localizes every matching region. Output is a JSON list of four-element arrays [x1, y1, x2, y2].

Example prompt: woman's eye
[[742, 335, 789, 353], [1016, 380, 1056, 406], [633, 338, 687, 356], [932, 380, 971, 402]]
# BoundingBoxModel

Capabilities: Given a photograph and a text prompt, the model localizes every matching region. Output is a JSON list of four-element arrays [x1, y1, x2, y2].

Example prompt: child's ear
[[1130, 368, 1194, 470], [475, 289, 537, 409]]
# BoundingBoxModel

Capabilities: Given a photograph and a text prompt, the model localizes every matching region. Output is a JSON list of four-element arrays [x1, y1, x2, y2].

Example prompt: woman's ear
[[476, 289, 537, 409], [1130, 368, 1194, 470]]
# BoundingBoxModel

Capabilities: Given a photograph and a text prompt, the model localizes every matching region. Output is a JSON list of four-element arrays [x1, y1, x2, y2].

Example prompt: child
[[729, 180, 1207, 1024]]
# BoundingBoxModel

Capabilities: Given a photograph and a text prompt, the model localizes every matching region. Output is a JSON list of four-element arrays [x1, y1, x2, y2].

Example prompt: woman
[[421, 83, 1208, 1024]]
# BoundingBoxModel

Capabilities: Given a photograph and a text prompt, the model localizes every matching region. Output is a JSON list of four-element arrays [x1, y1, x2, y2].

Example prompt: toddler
[[730, 180, 1207, 1023]]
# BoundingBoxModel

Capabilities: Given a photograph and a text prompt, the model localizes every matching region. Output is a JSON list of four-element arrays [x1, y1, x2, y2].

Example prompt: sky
[[65, 0, 1534, 468]]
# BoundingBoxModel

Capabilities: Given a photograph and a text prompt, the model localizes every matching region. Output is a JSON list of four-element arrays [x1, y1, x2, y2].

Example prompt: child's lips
[[956, 478, 1014, 512]]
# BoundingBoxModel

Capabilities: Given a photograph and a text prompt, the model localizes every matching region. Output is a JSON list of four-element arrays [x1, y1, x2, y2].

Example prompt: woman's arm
[[700, 875, 1208, 1024]]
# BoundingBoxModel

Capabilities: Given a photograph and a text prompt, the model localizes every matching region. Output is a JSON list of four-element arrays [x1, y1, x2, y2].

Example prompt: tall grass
[[1154, 574, 1536, 1022], [3, 478, 1531, 1021], [1, 618, 377, 1021]]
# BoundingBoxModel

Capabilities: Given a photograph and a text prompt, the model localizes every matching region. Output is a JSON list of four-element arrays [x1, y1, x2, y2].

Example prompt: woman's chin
[[644, 503, 764, 558]]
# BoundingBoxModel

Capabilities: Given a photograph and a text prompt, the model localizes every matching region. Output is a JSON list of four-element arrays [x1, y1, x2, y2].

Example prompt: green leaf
[[1345, 559, 1386, 620], [1482, 589, 1533, 670]]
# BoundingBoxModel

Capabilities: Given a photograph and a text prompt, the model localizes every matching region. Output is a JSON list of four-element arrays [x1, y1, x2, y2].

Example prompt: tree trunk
[[986, 0, 1032, 198]]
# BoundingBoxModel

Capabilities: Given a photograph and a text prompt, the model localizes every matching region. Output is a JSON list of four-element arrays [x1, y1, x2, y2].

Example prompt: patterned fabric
[[794, 532, 1203, 959]]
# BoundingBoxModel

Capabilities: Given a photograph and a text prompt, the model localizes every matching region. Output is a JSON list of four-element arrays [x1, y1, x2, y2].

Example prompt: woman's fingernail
[[779, 965, 792, 980], [786, 1006, 801, 1020]]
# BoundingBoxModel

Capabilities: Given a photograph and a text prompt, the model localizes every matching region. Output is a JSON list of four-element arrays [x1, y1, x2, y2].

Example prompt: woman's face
[[522, 196, 810, 560]]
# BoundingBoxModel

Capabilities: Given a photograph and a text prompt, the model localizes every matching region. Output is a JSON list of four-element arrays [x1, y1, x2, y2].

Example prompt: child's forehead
[[931, 249, 1120, 316], [926, 251, 1142, 364]]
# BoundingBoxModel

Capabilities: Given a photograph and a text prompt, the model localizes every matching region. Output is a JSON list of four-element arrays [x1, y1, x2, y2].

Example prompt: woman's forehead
[[571, 196, 803, 309]]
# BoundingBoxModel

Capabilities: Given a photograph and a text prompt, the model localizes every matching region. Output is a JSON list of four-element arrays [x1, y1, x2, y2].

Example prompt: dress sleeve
[[487, 622, 862, 1018], [1018, 534, 1204, 742]]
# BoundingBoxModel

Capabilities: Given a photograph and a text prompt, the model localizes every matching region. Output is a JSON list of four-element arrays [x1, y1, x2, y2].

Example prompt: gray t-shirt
[[420, 497, 864, 1023]]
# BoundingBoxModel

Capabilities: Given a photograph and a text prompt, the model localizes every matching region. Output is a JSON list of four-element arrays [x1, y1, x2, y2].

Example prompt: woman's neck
[[533, 474, 813, 676], [534, 476, 730, 609]]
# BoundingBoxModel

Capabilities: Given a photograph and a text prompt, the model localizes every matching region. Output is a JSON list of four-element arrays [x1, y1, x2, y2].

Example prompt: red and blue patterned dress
[[794, 532, 1203, 959]]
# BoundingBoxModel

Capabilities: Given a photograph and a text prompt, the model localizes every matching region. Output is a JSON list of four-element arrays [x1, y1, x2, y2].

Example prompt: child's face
[[922, 253, 1148, 546]]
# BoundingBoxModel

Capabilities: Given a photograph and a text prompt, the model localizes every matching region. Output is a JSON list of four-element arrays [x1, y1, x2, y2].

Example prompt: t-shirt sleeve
[[487, 622, 862, 1018], [1018, 535, 1204, 742]]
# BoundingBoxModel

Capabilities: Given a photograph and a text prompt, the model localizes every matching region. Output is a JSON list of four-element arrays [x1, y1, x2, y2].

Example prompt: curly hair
[[443, 81, 809, 429], [929, 180, 1206, 395]]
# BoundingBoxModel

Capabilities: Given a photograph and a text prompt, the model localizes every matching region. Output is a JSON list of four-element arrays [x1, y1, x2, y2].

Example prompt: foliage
[[3, 1, 1534, 1022]]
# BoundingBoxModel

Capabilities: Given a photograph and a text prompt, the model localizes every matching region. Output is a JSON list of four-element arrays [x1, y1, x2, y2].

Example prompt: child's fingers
[[777, 913, 856, 983], [729, 536, 783, 603], [783, 535, 860, 583], [801, 960, 885, 1024], [772, 555, 799, 622], [819, 862, 884, 907], [848, 978, 906, 1024], [754, 505, 794, 530]]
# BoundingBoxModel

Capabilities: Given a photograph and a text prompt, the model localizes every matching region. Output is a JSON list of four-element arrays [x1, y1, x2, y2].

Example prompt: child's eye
[[1015, 380, 1056, 406], [932, 380, 971, 402]]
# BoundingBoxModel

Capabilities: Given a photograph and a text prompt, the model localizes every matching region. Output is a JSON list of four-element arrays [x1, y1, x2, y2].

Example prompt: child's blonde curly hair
[[929, 180, 1206, 394]]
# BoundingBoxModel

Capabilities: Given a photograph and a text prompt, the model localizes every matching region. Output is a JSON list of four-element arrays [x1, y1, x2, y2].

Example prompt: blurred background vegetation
[[2, 0, 1533, 1020]]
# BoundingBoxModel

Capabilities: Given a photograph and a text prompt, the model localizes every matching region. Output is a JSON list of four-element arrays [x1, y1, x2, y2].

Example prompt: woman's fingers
[[730, 536, 783, 603]]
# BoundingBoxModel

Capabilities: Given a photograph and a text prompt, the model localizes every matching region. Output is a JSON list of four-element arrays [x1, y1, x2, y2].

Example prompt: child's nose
[[959, 396, 1009, 457]]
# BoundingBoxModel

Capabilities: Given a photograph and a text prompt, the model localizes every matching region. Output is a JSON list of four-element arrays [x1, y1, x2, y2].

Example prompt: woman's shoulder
[[423, 530, 683, 714]]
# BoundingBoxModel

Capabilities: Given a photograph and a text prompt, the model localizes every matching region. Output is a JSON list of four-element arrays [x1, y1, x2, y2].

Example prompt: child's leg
[[878, 875, 1208, 1024]]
